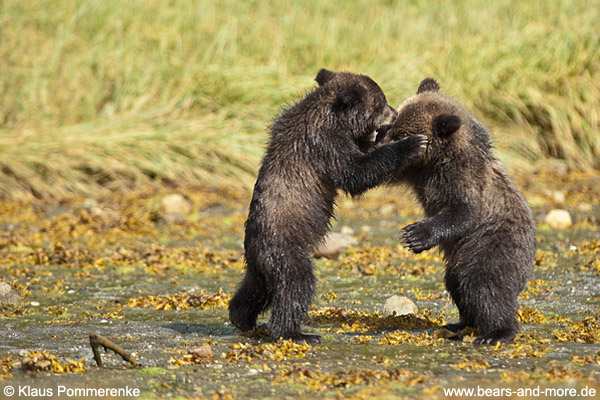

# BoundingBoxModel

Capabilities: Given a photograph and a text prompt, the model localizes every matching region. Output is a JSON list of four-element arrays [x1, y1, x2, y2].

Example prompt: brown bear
[[228, 69, 428, 344], [378, 78, 536, 344]]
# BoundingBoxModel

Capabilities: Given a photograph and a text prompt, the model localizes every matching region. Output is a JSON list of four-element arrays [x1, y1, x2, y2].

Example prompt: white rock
[[312, 232, 358, 260], [578, 203, 592, 212], [160, 194, 194, 222], [379, 204, 395, 215], [382, 295, 418, 316], [161, 194, 193, 216], [83, 198, 99, 209], [340, 226, 355, 235], [544, 209, 572, 229], [552, 191, 566, 204]]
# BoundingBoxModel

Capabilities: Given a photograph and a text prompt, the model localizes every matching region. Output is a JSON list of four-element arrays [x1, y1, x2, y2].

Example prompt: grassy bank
[[1, 0, 599, 199]]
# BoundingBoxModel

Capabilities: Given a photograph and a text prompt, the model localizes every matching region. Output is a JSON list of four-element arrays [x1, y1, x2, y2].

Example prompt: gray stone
[[382, 295, 418, 316], [0, 281, 22, 309]]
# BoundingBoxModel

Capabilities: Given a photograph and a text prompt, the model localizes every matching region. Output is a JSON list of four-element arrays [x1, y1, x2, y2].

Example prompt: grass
[[1, 0, 599, 199]]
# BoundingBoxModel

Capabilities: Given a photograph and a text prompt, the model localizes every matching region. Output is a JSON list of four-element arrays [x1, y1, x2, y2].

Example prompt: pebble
[[0, 281, 22, 309], [160, 193, 194, 223], [578, 203, 593, 212], [382, 295, 418, 316], [379, 204, 395, 215], [190, 344, 215, 361], [161, 194, 193, 215], [552, 191, 566, 204], [544, 209, 572, 229], [83, 198, 99, 209], [340, 226, 355, 235], [30, 301, 40, 307]]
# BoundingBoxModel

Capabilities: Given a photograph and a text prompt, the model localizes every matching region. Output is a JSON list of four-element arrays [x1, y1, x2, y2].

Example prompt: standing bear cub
[[229, 69, 427, 344], [379, 78, 536, 344]]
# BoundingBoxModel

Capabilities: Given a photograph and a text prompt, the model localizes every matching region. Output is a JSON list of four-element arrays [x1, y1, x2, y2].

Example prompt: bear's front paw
[[394, 135, 428, 159], [401, 222, 434, 253]]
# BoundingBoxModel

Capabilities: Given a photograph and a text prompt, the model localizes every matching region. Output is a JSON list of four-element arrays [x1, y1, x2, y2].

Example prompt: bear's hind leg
[[268, 252, 321, 344], [470, 279, 519, 345], [229, 271, 270, 333], [443, 267, 473, 337]]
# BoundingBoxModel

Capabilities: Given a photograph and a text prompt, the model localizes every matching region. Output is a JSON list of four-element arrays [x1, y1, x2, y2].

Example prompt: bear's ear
[[417, 78, 440, 94], [332, 84, 365, 112], [315, 68, 336, 86], [433, 114, 461, 137]]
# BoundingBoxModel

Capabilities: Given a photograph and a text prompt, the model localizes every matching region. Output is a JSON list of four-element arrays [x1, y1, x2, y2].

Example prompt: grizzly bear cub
[[379, 78, 536, 344], [229, 69, 427, 344]]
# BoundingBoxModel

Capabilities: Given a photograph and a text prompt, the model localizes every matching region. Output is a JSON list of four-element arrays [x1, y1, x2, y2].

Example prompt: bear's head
[[378, 78, 469, 164], [315, 69, 397, 152]]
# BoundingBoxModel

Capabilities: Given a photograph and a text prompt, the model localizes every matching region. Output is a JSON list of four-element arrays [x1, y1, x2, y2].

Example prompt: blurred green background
[[1, 0, 599, 199]]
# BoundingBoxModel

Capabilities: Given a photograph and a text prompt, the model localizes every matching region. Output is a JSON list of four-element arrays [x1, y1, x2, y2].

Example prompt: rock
[[189, 344, 215, 361], [312, 232, 358, 260], [379, 204, 395, 215], [89, 206, 121, 224], [82, 198, 99, 209], [160, 194, 194, 222], [544, 209, 572, 229], [552, 191, 566, 204], [340, 226, 355, 235], [382, 295, 418, 316], [0, 282, 21, 309], [578, 203, 593, 212]]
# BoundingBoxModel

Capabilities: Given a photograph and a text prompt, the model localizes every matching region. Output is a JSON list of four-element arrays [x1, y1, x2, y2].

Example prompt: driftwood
[[89, 332, 141, 368]]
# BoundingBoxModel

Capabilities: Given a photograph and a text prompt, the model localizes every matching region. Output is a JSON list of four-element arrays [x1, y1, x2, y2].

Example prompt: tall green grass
[[1, 0, 599, 199]]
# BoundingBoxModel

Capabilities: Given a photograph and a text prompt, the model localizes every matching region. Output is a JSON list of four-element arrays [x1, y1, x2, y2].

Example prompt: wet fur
[[229, 70, 427, 343], [383, 79, 536, 345]]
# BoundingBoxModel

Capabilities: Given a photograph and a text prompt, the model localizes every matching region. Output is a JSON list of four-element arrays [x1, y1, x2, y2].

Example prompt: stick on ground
[[89, 332, 141, 368]]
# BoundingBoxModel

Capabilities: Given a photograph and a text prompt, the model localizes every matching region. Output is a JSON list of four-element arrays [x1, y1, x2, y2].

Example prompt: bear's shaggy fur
[[228, 69, 427, 343], [381, 78, 536, 344]]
